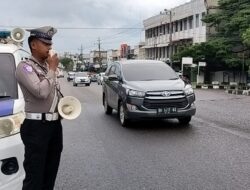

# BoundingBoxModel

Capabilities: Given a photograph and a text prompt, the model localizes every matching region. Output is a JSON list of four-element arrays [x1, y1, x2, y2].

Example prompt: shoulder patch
[[23, 64, 33, 73]]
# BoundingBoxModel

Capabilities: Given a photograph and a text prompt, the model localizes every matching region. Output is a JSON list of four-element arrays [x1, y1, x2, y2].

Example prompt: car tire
[[103, 95, 112, 115], [178, 116, 191, 125], [73, 83, 77, 86], [119, 103, 130, 127]]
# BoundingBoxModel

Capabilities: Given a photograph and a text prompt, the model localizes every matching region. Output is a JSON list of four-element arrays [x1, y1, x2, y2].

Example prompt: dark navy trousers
[[20, 119, 63, 190]]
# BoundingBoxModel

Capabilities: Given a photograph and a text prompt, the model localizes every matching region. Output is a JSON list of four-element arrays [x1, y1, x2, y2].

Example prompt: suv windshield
[[122, 63, 178, 81], [0, 53, 18, 100]]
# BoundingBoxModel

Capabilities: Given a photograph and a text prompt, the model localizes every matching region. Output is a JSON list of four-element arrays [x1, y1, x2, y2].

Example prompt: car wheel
[[178, 116, 191, 125], [119, 103, 130, 127], [104, 96, 112, 114]]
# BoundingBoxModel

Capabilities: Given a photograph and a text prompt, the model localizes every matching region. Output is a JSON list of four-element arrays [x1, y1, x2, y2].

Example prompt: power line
[[0, 25, 143, 30], [100, 22, 143, 41]]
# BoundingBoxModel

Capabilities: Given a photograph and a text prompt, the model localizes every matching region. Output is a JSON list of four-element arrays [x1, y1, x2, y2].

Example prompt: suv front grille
[[143, 90, 188, 109]]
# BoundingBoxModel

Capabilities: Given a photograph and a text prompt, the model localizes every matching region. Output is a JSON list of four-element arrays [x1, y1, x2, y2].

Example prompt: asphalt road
[[54, 79, 250, 190]]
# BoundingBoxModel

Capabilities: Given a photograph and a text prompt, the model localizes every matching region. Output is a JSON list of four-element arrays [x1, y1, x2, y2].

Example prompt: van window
[[0, 53, 18, 99]]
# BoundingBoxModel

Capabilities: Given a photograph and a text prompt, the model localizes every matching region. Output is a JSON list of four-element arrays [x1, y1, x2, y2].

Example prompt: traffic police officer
[[16, 26, 63, 190]]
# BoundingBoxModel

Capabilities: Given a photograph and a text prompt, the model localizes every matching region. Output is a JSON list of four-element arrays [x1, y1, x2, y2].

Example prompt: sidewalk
[[192, 83, 250, 96]]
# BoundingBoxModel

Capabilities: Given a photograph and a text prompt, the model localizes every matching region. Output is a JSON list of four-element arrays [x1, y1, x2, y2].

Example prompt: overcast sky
[[1, 0, 190, 54]]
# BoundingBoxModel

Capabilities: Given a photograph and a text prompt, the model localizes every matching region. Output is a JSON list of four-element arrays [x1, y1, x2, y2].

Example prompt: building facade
[[143, 0, 218, 63], [90, 50, 107, 64], [107, 49, 119, 62], [120, 44, 130, 59], [134, 42, 146, 60]]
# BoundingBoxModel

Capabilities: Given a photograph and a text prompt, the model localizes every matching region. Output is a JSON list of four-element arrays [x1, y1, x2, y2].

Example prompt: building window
[[180, 19, 183, 31], [202, 12, 206, 26], [175, 21, 178, 32], [189, 16, 193, 29], [196, 14, 199, 27], [184, 18, 187, 30], [159, 26, 162, 35], [166, 24, 169, 34]]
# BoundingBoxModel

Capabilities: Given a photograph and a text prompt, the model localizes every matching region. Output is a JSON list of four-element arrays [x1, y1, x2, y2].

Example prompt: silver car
[[73, 72, 91, 86]]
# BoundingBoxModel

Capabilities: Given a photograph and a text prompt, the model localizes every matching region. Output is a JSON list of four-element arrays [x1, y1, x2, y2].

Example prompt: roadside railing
[[192, 81, 250, 96]]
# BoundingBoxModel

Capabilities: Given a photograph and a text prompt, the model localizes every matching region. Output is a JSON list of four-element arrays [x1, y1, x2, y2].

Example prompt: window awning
[[157, 43, 169, 47], [143, 43, 170, 48]]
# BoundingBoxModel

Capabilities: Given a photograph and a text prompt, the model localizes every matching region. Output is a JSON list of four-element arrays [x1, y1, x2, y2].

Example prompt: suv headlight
[[127, 89, 145, 98], [184, 84, 194, 95], [0, 112, 25, 139]]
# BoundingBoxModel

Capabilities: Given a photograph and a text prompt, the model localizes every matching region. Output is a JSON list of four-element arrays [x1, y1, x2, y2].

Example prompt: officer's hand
[[47, 50, 59, 71]]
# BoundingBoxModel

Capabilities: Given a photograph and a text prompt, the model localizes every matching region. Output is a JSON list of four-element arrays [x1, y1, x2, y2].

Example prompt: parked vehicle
[[102, 60, 196, 126], [56, 68, 64, 78], [0, 30, 27, 190], [97, 72, 105, 85], [73, 72, 91, 86], [90, 74, 98, 82], [67, 71, 75, 81]]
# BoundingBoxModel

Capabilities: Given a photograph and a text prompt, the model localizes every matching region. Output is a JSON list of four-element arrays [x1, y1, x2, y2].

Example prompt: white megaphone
[[10, 28, 25, 43], [58, 96, 81, 120]]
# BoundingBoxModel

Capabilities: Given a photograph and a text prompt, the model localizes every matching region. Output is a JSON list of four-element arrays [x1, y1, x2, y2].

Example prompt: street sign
[[182, 57, 193, 65], [199, 62, 206, 67], [181, 57, 193, 75]]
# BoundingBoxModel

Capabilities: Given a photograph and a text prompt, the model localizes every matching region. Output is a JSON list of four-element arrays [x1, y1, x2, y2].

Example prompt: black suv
[[102, 60, 196, 126]]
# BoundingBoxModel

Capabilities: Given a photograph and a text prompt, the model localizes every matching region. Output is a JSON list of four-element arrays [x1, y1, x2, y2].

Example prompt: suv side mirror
[[108, 74, 119, 81], [108, 74, 123, 82]]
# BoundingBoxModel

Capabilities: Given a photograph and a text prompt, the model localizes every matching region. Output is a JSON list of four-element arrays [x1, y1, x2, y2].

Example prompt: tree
[[173, 41, 228, 82], [242, 28, 250, 47], [202, 0, 250, 68], [60, 57, 74, 71]]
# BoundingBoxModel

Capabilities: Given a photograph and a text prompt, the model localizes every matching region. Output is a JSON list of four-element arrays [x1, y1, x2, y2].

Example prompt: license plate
[[157, 107, 177, 114]]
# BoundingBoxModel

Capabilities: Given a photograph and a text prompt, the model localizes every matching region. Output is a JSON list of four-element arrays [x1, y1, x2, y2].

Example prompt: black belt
[[25, 112, 59, 121]]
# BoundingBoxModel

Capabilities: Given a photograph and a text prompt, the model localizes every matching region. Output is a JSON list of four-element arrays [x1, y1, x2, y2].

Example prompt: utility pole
[[163, 9, 173, 67], [79, 44, 83, 62], [97, 37, 102, 68], [77, 44, 84, 71], [169, 10, 173, 68]]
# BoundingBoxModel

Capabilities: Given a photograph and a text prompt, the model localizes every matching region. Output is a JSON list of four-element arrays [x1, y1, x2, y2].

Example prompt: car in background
[[67, 71, 75, 81], [97, 72, 105, 85], [90, 74, 98, 82], [56, 68, 64, 78], [102, 60, 196, 127], [73, 72, 91, 86]]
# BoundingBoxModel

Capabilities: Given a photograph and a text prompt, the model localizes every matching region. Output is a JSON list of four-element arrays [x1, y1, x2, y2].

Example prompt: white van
[[0, 30, 29, 190], [97, 72, 105, 85]]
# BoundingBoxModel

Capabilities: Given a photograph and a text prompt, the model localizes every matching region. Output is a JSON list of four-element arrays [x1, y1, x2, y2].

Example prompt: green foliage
[[60, 57, 74, 71], [242, 28, 250, 47]]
